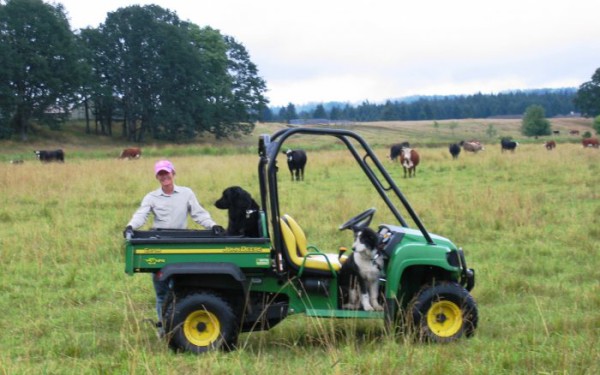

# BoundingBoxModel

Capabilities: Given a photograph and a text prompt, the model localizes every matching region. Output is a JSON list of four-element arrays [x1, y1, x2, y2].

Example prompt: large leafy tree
[[521, 104, 551, 136], [152, 21, 215, 141], [77, 27, 117, 136], [221, 35, 268, 137], [0, 0, 83, 139], [574, 68, 600, 117], [99, 5, 185, 142], [176, 25, 235, 140], [86, 5, 268, 142]]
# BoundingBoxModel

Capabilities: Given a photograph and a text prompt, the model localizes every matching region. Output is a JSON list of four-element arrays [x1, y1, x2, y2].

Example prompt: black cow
[[34, 149, 65, 162], [283, 149, 307, 181], [389, 142, 410, 161], [500, 138, 518, 153], [449, 143, 461, 159]]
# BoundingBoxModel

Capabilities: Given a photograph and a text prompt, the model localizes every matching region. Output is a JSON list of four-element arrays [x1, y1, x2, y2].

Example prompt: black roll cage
[[257, 127, 434, 270]]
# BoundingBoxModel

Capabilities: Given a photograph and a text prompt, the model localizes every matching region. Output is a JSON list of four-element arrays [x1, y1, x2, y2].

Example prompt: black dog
[[339, 227, 384, 311], [214, 186, 260, 237]]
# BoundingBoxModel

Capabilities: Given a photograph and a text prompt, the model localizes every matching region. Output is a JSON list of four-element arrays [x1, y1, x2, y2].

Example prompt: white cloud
[[57, 0, 600, 106]]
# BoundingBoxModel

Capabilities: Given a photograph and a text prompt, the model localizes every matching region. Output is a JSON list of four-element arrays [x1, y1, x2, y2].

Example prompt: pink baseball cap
[[154, 160, 175, 175]]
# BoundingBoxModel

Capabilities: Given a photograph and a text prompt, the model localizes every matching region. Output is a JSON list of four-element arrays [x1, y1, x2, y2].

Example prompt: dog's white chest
[[355, 255, 381, 281]]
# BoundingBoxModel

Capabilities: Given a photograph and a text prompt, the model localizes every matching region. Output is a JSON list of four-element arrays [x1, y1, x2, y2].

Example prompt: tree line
[[268, 89, 578, 123], [2, 0, 599, 143], [0, 0, 268, 141]]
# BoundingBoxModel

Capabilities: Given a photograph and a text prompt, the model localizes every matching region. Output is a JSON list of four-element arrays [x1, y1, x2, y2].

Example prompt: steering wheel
[[338, 208, 376, 231]]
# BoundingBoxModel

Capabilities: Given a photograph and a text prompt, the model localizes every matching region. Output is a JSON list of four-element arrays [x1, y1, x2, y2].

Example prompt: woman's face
[[156, 170, 174, 188]]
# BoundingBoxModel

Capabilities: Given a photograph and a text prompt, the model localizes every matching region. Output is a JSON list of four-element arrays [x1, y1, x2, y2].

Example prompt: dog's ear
[[352, 226, 364, 235], [226, 187, 238, 200], [363, 228, 380, 249], [234, 188, 252, 206]]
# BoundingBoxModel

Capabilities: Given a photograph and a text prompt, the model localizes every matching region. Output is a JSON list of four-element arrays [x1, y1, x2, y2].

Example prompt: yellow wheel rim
[[426, 300, 463, 338], [183, 310, 220, 347]]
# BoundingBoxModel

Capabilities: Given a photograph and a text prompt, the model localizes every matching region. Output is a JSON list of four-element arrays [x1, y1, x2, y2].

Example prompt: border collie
[[215, 186, 260, 237], [339, 227, 384, 311]]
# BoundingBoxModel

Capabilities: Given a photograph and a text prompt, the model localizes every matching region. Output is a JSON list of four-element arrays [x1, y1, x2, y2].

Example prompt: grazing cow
[[400, 147, 420, 178], [283, 149, 307, 181], [582, 138, 599, 148], [553, 130, 560, 135], [119, 147, 142, 159], [449, 143, 461, 159], [389, 142, 410, 161], [460, 140, 484, 153], [34, 149, 64, 162], [544, 140, 556, 150], [501, 138, 519, 153], [569, 130, 580, 135]]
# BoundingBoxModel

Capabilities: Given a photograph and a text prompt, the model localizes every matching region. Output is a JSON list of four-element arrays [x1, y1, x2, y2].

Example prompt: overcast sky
[[55, 0, 600, 107]]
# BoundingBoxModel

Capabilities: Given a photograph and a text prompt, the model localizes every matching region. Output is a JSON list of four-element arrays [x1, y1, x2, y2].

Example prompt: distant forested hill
[[269, 88, 577, 122]]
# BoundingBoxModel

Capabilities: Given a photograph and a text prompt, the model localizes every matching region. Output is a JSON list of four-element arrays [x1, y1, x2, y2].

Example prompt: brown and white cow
[[389, 142, 410, 161], [400, 147, 420, 178], [582, 138, 599, 148], [119, 147, 142, 159], [544, 140, 556, 150], [460, 140, 485, 153]]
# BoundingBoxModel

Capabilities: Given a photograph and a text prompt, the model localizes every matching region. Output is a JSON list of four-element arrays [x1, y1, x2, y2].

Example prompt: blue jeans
[[152, 273, 170, 322]]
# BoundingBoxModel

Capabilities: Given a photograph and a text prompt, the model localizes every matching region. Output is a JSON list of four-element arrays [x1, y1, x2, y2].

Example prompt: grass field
[[1, 119, 599, 374]]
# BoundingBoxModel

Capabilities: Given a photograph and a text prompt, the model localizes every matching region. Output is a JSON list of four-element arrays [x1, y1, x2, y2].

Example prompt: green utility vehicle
[[124, 127, 478, 353]]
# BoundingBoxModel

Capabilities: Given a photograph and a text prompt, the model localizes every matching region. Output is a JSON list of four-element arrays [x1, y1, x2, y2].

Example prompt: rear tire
[[408, 282, 478, 342], [163, 292, 238, 353]]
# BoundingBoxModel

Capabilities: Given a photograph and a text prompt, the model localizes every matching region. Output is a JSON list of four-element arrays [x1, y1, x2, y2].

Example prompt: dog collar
[[372, 253, 383, 271]]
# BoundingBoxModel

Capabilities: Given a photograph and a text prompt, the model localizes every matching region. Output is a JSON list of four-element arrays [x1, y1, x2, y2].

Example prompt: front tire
[[164, 292, 238, 353], [408, 282, 478, 342]]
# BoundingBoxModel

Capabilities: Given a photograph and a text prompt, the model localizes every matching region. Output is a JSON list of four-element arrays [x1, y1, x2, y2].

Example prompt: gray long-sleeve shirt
[[127, 185, 216, 230]]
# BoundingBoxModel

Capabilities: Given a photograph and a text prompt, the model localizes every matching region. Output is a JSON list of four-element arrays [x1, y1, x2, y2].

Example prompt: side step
[[306, 309, 384, 319]]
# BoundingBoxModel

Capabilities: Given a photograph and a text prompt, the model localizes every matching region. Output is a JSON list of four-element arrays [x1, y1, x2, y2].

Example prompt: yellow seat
[[279, 217, 341, 274], [284, 214, 348, 264]]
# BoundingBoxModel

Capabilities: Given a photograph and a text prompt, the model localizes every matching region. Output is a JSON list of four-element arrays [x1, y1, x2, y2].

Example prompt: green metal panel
[[124, 242, 135, 275], [246, 275, 342, 315], [245, 276, 382, 320], [385, 243, 461, 299], [125, 241, 272, 274]]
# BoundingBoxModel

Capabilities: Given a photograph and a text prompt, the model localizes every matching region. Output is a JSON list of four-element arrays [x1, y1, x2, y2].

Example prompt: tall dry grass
[[1, 129, 599, 374]]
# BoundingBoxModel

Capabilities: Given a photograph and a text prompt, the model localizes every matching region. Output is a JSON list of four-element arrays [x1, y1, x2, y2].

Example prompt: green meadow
[[1, 119, 599, 374]]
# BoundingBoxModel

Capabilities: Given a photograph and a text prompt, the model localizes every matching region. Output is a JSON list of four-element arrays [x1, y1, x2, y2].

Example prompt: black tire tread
[[407, 281, 478, 342], [163, 291, 238, 353]]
